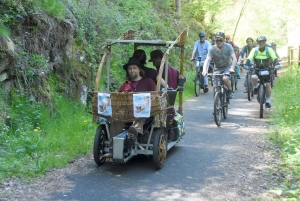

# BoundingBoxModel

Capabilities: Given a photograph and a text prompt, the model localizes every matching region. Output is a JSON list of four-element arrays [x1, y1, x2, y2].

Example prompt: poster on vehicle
[[133, 93, 151, 118], [97, 93, 112, 116]]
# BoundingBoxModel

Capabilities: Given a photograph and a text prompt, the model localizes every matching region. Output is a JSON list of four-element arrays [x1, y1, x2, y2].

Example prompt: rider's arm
[[202, 56, 212, 75], [191, 49, 196, 60], [245, 48, 255, 66], [230, 53, 237, 71]]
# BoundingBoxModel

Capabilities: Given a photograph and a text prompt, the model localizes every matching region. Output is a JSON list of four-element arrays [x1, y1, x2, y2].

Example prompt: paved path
[[50, 71, 274, 201]]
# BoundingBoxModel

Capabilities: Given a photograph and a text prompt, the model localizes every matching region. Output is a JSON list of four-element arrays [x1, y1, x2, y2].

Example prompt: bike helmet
[[199, 31, 206, 37], [256, 35, 267, 42], [233, 45, 239, 51], [215, 31, 225, 39]]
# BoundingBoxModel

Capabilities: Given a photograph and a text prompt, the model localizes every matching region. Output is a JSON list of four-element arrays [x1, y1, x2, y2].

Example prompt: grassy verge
[[268, 66, 300, 200], [0, 91, 96, 182]]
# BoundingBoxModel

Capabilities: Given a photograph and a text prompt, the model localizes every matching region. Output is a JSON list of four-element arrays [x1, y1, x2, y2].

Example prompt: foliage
[[0, 24, 10, 37], [0, 90, 95, 181], [268, 66, 300, 200]]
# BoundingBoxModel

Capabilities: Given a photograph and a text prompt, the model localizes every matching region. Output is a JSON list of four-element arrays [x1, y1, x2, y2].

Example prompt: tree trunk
[[232, 0, 250, 41], [176, 0, 181, 16]]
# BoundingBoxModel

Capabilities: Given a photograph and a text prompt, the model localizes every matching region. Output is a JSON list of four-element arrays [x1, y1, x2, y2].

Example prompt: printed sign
[[133, 93, 151, 118], [97, 93, 112, 116]]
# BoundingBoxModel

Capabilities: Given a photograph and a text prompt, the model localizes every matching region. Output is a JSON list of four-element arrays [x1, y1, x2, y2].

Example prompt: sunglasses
[[257, 41, 266, 44], [216, 39, 223, 42]]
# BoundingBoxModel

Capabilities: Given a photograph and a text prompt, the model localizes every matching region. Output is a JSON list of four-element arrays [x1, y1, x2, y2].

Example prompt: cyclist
[[211, 36, 216, 45], [233, 45, 241, 79], [202, 31, 236, 99], [244, 35, 280, 108], [225, 35, 235, 47], [239, 37, 255, 93], [190, 31, 211, 93]]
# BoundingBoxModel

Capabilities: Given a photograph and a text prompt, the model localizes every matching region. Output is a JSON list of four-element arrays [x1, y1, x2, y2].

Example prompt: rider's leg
[[265, 83, 272, 108], [250, 74, 259, 94], [130, 118, 147, 135], [223, 76, 231, 90], [235, 65, 241, 78], [265, 83, 271, 101]]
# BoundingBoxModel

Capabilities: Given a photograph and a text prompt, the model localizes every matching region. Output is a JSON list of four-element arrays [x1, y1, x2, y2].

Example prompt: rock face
[[0, 11, 93, 101], [0, 37, 14, 92]]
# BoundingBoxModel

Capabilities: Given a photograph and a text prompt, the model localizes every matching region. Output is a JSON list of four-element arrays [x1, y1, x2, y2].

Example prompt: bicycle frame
[[255, 66, 270, 118]]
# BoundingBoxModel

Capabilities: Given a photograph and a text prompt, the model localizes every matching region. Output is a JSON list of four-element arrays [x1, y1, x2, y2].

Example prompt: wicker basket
[[91, 91, 168, 123]]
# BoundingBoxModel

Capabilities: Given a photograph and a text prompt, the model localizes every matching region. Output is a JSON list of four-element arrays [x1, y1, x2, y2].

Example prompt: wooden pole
[[287, 46, 291, 65], [179, 46, 184, 115]]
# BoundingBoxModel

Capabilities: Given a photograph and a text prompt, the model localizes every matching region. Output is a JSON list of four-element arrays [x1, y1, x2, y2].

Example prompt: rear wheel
[[153, 129, 167, 170], [194, 73, 201, 97], [247, 73, 252, 101], [259, 84, 265, 118], [214, 92, 222, 127], [93, 125, 108, 166]]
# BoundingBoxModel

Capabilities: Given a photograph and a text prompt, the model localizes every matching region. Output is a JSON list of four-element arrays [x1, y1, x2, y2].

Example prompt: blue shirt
[[193, 40, 211, 63]]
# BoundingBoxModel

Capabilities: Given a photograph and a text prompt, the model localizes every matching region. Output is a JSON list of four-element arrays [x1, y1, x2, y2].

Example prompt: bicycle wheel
[[194, 73, 201, 96], [214, 92, 222, 126], [247, 73, 252, 101], [230, 74, 235, 93], [259, 84, 265, 118], [222, 91, 228, 119]]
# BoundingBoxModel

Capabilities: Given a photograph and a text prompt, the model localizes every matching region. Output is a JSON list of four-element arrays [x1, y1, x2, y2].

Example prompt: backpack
[[254, 46, 269, 58]]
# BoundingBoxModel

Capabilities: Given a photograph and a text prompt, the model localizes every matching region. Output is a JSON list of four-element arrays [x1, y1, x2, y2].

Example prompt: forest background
[[0, 0, 300, 200]]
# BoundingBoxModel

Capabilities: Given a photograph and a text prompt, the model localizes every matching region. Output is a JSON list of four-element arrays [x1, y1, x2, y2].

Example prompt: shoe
[[253, 88, 258, 95], [265, 102, 271, 108], [237, 75, 241, 79], [204, 86, 209, 93], [128, 126, 138, 138], [228, 90, 233, 99], [243, 88, 248, 93], [103, 149, 113, 158]]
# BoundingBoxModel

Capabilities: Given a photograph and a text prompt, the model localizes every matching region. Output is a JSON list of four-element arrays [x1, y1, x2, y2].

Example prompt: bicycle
[[192, 57, 205, 96], [254, 64, 271, 118], [245, 65, 254, 101], [213, 73, 230, 126]]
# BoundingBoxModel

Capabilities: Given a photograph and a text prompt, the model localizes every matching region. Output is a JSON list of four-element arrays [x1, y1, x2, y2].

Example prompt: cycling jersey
[[247, 46, 277, 68]]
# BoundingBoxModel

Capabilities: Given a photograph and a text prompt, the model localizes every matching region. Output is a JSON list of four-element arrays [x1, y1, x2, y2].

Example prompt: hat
[[148, 50, 164, 62], [225, 35, 230, 39], [123, 57, 142, 70]]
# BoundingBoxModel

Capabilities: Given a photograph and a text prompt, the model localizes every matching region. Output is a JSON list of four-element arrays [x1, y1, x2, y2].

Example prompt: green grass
[[267, 65, 300, 200], [0, 92, 96, 181]]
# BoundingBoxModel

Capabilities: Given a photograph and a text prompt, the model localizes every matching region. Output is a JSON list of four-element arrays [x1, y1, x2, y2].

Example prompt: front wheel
[[153, 129, 167, 170], [194, 73, 201, 97], [247, 73, 253, 101], [214, 92, 222, 127], [223, 91, 228, 119], [93, 125, 108, 166], [259, 84, 265, 118]]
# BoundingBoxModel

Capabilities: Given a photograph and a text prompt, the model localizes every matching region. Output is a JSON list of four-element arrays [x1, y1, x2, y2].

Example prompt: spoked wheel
[[194, 73, 201, 97], [222, 92, 228, 119], [247, 73, 253, 101], [259, 84, 265, 118], [153, 129, 167, 170], [214, 92, 222, 127], [93, 125, 108, 166]]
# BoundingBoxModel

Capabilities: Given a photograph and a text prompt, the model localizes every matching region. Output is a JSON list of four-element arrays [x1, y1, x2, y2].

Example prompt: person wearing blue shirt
[[190, 31, 211, 93]]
